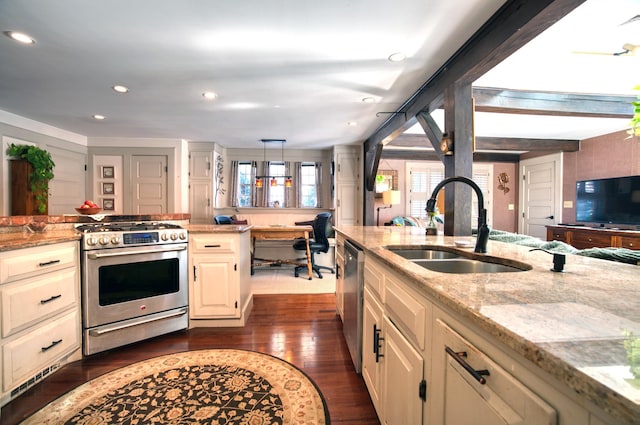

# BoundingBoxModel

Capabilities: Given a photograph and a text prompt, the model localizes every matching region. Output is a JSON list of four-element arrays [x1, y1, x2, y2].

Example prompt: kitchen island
[[335, 225, 639, 425]]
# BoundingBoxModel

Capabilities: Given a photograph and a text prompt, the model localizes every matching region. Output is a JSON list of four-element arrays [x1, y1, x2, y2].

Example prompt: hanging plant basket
[[6, 144, 55, 215]]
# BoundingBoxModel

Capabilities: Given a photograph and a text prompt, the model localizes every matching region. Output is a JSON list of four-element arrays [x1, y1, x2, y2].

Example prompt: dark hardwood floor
[[0, 294, 380, 425]]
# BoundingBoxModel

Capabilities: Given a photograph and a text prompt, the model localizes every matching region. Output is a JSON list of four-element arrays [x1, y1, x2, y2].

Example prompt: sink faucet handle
[[529, 248, 566, 272]]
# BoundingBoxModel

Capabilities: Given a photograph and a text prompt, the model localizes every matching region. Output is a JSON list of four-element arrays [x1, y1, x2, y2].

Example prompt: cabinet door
[[382, 316, 424, 425], [190, 255, 239, 318], [431, 319, 557, 425], [362, 287, 384, 418], [335, 238, 345, 320], [189, 180, 213, 223], [336, 183, 359, 226], [190, 151, 213, 179]]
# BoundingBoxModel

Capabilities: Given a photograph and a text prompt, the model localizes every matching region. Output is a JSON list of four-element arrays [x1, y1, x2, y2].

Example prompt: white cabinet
[[333, 145, 362, 227], [188, 232, 252, 326], [335, 233, 345, 319], [188, 148, 214, 224], [430, 318, 557, 425], [362, 286, 383, 416], [362, 256, 426, 424], [0, 241, 81, 407], [382, 315, 424, 425]]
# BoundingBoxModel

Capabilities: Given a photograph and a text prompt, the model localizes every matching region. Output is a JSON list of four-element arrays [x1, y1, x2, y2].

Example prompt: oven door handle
[[87, 244, 187, 259], [88, 307, 188, 336]]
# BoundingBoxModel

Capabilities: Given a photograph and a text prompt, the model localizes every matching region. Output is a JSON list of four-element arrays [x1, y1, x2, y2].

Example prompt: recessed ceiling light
[[202, 91, 218, 100], [388, 52, 406, 62], [347, 121, 358, 126], [4, 31, 36, 44], [362, 97, 375, 103], [92, 114, 105, 120], [112, 85, 129, 93]]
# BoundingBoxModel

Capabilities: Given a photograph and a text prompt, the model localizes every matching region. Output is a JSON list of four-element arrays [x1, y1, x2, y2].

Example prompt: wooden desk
[[251, 225, 313, 280]]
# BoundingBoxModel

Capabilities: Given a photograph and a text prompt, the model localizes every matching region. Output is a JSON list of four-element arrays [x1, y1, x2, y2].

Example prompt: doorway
[[518, 153, 562, 238]]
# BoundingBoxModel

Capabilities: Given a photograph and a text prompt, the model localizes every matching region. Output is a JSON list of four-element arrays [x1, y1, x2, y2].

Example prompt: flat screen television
[[575, 175, 640, 225]]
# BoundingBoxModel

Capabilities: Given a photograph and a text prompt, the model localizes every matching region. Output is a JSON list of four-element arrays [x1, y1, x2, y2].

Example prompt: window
[[405, 162, 492, 226], [267, 162, 286, 207], [235, 162, 254, 207], [230, 160, 322, 208], [406, 163, 444, 218], [299, 162, 319, 207]]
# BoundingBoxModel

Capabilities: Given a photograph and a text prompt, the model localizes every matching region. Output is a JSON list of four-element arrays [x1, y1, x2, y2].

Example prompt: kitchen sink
[[385, 246, 531, 274], [412, 258, 529, 274], [386, 248, 460, 260]]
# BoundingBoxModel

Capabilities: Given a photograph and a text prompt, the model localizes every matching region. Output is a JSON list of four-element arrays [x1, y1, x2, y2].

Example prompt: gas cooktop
[[76, 222, 183, 233], [77, 222, 187, 249]]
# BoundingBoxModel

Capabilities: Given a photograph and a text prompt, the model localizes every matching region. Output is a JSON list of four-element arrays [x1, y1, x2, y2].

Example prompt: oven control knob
[[111, 236, 121, 245], [179, 232, 186, 240], [161, 233, 169, 241], [170, 233, 178, 241], [99, 236, 110, 245], [86, 236, 97, 246]]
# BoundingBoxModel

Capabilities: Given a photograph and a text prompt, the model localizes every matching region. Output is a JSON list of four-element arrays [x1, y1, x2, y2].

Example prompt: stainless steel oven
[[78, 223, 188, 355]]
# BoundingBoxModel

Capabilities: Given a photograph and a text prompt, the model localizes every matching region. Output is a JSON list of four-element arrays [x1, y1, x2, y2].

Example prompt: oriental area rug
[[23, 349, 330, 425]]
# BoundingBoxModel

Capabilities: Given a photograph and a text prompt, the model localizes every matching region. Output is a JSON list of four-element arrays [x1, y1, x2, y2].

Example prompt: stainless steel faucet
[[426, 176, 490, 253]]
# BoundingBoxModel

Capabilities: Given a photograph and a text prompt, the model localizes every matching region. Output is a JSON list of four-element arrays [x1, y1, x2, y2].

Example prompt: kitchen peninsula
[[335, 225, 639, 425]]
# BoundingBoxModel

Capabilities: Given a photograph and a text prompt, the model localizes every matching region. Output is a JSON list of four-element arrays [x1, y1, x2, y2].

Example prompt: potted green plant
[[6, 143, 55, 214]]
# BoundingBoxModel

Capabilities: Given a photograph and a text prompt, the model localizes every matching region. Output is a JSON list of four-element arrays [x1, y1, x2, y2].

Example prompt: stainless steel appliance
[[343, 239, 364, 373], [78, 222, 189, 355]]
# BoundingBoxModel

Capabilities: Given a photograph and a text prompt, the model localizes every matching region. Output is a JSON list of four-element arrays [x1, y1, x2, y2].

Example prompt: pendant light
[[255, 139, 292, 187]]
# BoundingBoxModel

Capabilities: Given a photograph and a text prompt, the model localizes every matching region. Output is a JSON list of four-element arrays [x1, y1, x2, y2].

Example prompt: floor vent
[[9, 362, 61, 399]]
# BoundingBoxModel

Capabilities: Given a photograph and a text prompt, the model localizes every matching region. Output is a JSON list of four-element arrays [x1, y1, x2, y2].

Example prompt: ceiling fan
[[572, 43, 639, 56], [572, 15, 639, 56]]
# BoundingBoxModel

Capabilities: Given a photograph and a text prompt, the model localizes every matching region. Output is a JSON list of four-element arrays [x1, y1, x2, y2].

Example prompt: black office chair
[[214, 215, 233, 224], [293, 212, 335, 279]]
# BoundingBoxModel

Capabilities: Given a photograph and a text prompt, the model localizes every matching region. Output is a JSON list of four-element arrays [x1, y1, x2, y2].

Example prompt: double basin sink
[[386, 246, 531, 274]]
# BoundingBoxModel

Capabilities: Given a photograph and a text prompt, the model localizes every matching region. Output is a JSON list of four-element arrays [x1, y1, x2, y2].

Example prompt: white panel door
[[519, 153, 562, 238], [132, 155, 167, 214], [47, 147, 86, 215]]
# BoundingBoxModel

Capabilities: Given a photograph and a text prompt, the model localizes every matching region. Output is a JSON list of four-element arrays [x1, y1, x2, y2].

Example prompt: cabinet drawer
[[190, 235, 237, 253], [619, 236, 639, 250], [0, 242, 78, 285], [547, 228, 567, 242], [571, 232, 612, 249], [364, 258, 384, 301], [1, 268, 78, 338], [3, 309, 80, 392], [436, 319, 556, 424], [385, 274, 425, 351]]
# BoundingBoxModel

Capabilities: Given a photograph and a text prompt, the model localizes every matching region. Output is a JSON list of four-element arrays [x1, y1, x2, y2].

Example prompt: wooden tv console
[[546, 225, 640, 250]]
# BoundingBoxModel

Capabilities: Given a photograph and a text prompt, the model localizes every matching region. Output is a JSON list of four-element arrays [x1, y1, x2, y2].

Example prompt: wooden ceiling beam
[[388, 133, 580, 152], [381, 149, 521, 163], [473, 87, 635, 118]]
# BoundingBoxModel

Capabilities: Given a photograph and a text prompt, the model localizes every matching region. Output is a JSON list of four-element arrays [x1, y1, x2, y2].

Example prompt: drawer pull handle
[[40, 294, 62, 304], [38, 259, 61, 267], [374, 324, 384, 363], [41, 339, 63, 352], [205, 244, 222, 248], [445, 346, 490, 384]]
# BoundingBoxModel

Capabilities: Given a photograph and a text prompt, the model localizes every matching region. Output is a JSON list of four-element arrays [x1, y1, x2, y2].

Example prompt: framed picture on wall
[[103, 199, 114, 211], [102, 182, 114, 195], [102, 166, 114, 178]]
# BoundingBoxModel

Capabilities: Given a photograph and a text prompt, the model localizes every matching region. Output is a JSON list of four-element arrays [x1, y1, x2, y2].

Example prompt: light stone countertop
[[187, 224, 253, 234], [335, 225, 640, 425]]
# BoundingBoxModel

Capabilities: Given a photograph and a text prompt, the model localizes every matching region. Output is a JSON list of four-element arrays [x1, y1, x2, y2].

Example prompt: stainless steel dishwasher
[[343, 239, 364, 373]]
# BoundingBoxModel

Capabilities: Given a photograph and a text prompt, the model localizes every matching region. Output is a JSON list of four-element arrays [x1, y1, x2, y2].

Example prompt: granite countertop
[[335, 225, 640, 425], [187, 224, 253, 234], [0, 230, 81, 252]]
